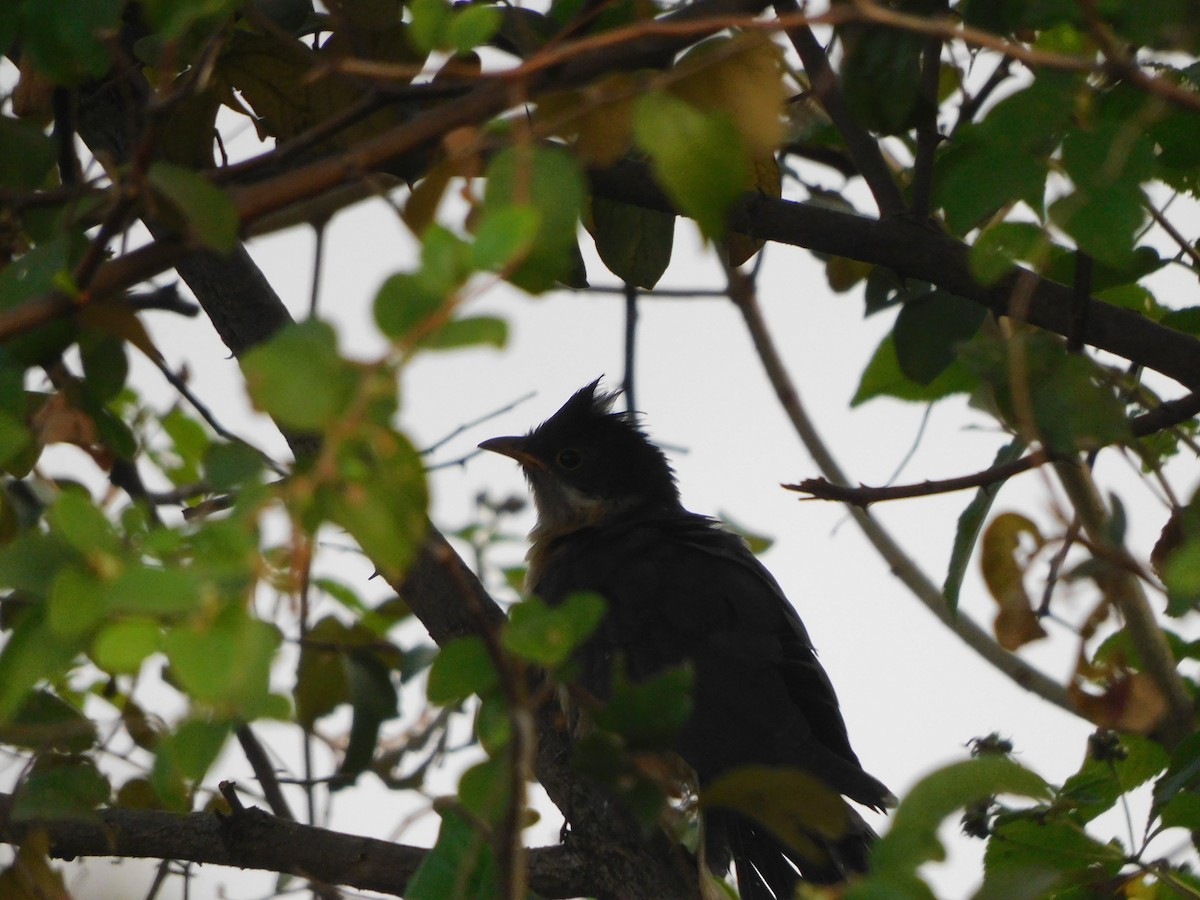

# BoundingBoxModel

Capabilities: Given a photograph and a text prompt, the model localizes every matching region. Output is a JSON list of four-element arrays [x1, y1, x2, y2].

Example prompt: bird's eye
[[556, 448, 582, 469]]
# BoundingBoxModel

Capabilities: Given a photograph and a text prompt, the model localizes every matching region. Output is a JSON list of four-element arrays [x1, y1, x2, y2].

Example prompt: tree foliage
[[2, 0, 1200, 897]]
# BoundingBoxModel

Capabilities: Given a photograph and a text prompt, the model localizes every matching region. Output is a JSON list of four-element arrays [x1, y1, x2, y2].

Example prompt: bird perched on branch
[[479, 379, 892, 898]]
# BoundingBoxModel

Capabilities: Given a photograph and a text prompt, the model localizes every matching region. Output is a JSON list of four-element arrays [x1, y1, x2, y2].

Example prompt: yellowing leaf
[[1069, 672, 1168, 734], [981, 512, 1047, 651], [671, 34, 787, 158]]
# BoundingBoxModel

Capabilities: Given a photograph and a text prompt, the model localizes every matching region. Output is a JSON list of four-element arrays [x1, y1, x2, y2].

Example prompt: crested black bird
[[479, 380, 892, 898]]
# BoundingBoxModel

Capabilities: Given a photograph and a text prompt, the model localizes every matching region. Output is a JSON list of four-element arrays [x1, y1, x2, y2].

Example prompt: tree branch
[[773, 0, 907, 218], [725, 265, 1077, 715]]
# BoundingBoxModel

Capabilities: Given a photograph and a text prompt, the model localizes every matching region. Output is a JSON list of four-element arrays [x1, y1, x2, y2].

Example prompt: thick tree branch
[[0, 790, 611, 899]]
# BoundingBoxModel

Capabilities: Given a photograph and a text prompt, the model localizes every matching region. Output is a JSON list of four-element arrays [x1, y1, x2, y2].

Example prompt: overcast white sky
[[6, 21, 1200, 898]]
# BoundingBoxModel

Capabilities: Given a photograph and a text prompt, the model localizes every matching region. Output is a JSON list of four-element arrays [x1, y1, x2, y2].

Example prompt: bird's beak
[[478, 435, 546, 470]]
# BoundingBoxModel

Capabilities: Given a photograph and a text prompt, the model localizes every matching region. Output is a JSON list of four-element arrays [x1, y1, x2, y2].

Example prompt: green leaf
[[47, 489, 122, 558], [420, 316, 508, 351], [458, 756, 511, 822], [503, 592, 605, 668], [336, 651, 400, 785], [1154, 730, 1200, 814], [79, 330, 129, 403], [0, 531, 79, 595], [482, 146, 586, 292], [374, 272, 447, 341], [324, 429, 428, 580], [427, 636, 497, 705], [47, 564, 108, 637], [943, 439, 1026, 613], [470, 205, 541, 272], [448, 4, 500, 53], [852, 333, 976, 406], [243, 319, 355, 430], [0, 690, 97, 753], [0, 117, 56, 190], [204, 441, 264, 491], [11, 755, 110, 821], [92, 618, 162, 675], [19, 0, 124, 83], [147, 162, 240, 253], [106, 565, 203, 616], [164, 607, 281, 716], [1059, 733, 1168, 824], [633, 91, 750, 239], [839, 23, 924, 135], [969, 222, 1052, 286], [0, 607, 83, 724], [981, 817, 1123, 897], [893, 290, 987, 385], [406, 806, 496, 900], [0, 409, 31, 473], [591, 198, 675, 289], [150, 717, 231, 810], [1049, 185, 1146, 268], [594, 663, 693, 750], [866, 756, 1051, 879], [409, 0, 452, 52]]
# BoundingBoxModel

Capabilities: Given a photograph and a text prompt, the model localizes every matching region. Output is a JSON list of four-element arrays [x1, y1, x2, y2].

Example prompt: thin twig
[[910, 0, 948, 221], [623, 283, 639, 413], [725, 263, 1076, 714]]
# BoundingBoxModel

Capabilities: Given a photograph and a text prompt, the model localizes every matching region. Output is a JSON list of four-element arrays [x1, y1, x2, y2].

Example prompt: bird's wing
[[535, 512, 891, 810]]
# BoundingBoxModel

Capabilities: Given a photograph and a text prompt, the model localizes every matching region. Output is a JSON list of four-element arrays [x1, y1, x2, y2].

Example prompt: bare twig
[[725, 263, 1076, 714]]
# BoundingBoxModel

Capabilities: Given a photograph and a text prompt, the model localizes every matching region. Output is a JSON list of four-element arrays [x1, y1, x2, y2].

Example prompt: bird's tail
[[710, 807, 876, 899]]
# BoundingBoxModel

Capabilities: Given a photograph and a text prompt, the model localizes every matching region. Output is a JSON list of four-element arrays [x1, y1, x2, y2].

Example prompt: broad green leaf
[[0, 117, 56, 189], [943, 439, 1026, 612], [426, 636, 497, 705], [968, 222, 1052, 285], [865, 756, 1051, 879], [374, 272, 446, 342], [1164, 537, 1200, 616], [92, 618, 162, 675], [19, 0, 123, 83], [204, 441, 264, 491], [47, 488, 121, 558], [483, 146, 586, 292], [470, 205, 541, 272], [406, 806, 496, 900], [1059, 732, 1168, 824], [980, 817, 1123, 898], [852, 333, 976, 406], [893, 290, 987, 385], [839, 23, 925, 135], [11, 755, 110, 821], [150, 717, 231, 810], [503, 592, 605, 668], [409, 0, 452, 52], [243, 319, 354, 430], [294, 616, 354, 728], [0, 690, 97, 753], [164, 608, 281, 716], [591, 198, 675, 289], [47, 564, 108, 637], [324, 429, 428, 580], [0, 531, 78, 595], [0, 608, 82, 724], [0, 410, 32, 473], [594, 663, 693, 751], [448, 4, 500, 53], [1049, 185, 1146, 268], [78, 330, 129, 404], [420, 316, 508, 351], [0, 234, 85, 366], [634, 91, 750, 239], [147, 162, 240, 253], [458, 757, 511, 823], [336, 651, 400, 785], [106, 565, 203, 616]]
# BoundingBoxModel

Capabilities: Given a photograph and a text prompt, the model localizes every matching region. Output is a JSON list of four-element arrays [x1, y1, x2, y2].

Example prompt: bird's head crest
[[479, 378, 679, 525]]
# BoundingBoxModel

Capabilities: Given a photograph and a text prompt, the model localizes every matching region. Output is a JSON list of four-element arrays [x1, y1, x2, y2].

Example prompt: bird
[[479, 379, 892, 898]]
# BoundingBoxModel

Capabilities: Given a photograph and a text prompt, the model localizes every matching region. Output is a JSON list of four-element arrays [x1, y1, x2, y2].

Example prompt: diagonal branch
[[724, 265, 1077, 715], [773, 0, 907, 217]]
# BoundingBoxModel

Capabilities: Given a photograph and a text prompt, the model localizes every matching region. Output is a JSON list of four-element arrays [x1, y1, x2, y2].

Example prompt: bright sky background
[[6, 17, 1200, 898]]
